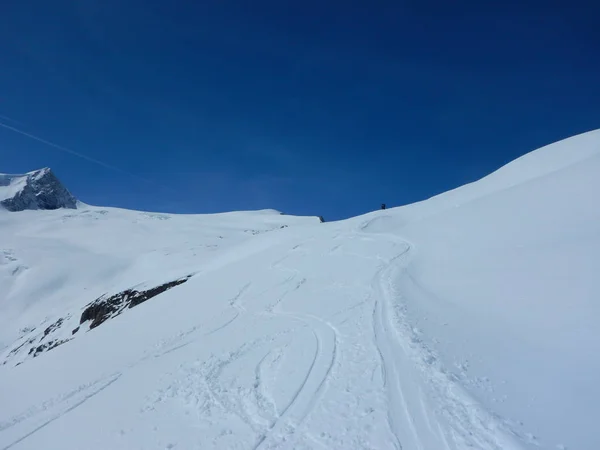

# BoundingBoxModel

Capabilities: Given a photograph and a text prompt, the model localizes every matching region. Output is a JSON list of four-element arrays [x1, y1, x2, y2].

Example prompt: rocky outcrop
[[80, 276, 192, 329], [2, 275, 192, 366], [4, 316, 72, 364], [28, 338, 71, 358], [0, 168, 77, 211]]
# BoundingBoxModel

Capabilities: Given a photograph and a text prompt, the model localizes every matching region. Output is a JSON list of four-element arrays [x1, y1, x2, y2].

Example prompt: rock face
[[2, 275, 193, 366], [80, 276, 192, 329], [0, 168, 77, 211]]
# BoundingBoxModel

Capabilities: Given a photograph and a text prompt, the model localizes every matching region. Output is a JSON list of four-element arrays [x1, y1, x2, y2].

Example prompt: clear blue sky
[[1, 1, 598, 220]]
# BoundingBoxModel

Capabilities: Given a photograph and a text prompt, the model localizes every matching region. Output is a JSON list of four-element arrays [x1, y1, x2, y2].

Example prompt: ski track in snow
[[363, 224, 523, 450], [251, 315, 337, 449], [138, 248, 338, 449], [145, 282, 254, 360], [251, 248, 339, 449], [205, 282, 251, 337], [368, 235, 446, 450], [0, 373, 122, 450]]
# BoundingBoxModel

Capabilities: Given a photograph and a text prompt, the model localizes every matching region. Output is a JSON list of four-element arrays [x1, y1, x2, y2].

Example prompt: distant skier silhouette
[[381, 203, 386, 210]]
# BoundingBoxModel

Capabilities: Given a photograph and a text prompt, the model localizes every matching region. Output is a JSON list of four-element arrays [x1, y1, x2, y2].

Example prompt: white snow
[[0, 175, 28, 202], [1, 130, 599, 450]]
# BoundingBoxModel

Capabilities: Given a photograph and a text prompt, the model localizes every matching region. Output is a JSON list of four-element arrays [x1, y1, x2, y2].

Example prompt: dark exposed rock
[[2, 275, 192, 366], [9, 338, 36, 357], [79, 294, 125, 330], [30, 339, 71, 357], [80, 276, 192, 329], [0, 168, 77, 212], [43, 318, 64, 339]]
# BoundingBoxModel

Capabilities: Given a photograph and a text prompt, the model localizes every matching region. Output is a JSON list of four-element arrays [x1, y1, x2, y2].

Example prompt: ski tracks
[[368, 227, 524, 450], [254, 248, 339, 449], [253, 313, 338, 450], [205, 282, 251, 336], [0, 373, 122, 450], [148, 282, 254, 359], [146, 247, 338, 449], [371, 245, 427, 450]]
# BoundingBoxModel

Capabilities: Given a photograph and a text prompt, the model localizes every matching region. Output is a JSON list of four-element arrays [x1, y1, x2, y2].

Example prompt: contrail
[[0, 120, 174, 191], [0, 114, 24, 126]]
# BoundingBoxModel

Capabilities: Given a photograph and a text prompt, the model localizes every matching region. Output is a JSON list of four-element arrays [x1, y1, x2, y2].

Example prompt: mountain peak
[[0, 168, 77, 212], [28, 167, 52, 178]]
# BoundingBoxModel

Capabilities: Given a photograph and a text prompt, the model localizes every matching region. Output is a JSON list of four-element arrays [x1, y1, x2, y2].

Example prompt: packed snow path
[[1, 218, 522, 450]]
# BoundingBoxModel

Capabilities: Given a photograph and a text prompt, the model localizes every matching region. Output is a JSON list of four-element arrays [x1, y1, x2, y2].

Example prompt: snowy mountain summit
[[0, 168, 77, 211], [1, 130, 600, 450]]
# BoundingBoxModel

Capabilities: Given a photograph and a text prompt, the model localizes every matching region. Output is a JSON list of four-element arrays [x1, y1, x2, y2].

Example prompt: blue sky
[[1, 1, 598, 220]]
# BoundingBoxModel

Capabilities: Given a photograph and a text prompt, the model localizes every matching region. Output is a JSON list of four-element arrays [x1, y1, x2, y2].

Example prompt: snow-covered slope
[[0, 207, 315, 355], [1, 130, 599, 450], [0, 168, 77, 212]]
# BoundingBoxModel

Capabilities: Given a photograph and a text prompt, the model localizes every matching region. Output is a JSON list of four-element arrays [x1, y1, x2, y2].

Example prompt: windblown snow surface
[[1, 130, 599, 450]]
